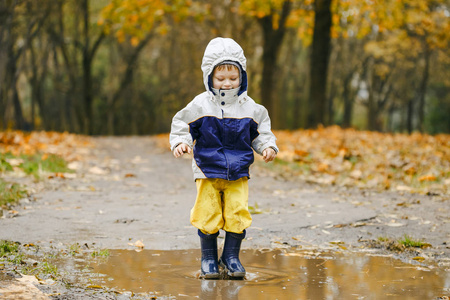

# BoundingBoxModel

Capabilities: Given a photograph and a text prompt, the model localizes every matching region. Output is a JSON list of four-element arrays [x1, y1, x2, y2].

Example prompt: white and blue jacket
[[170, 37, 278, 181]]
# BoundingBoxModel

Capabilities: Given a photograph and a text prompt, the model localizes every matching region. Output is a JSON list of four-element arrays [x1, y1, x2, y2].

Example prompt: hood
[[201, 37, 248, 96]]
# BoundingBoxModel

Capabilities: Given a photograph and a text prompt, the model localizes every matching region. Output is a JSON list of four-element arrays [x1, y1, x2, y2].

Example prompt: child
[[170, 37, 278, 279]]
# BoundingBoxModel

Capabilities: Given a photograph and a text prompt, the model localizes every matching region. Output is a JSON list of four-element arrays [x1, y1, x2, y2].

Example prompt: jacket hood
[[201, 37, 248, 96]]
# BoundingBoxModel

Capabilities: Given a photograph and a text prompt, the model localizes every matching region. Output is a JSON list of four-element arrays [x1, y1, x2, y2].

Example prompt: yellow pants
[[190, 178, 252, 235]]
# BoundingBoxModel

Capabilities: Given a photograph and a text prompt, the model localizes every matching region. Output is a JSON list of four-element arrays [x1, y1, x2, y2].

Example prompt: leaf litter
[[1, 130, 449, 298]]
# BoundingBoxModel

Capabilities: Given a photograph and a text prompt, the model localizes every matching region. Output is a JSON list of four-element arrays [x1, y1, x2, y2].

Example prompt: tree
[[99, 0, 204, 134], [307, 0, 332, 128], [0, 0, 50, 130], [337, 0, 450, 131], [237, 0, 296, 128]]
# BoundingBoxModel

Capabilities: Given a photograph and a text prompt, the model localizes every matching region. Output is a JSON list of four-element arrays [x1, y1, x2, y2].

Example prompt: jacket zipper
[[221, 109, 230, 180]]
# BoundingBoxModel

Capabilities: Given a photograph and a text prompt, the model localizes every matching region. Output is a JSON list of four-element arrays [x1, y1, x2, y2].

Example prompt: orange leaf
[[418, 175, 437, 182]]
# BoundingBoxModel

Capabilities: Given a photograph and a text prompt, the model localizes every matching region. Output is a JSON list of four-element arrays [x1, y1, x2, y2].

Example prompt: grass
[[17, 153, 72, 178], [0, 154, 14, 172], [0, 240, 19, 257], [1, 152, 72, 207], [0, 240, 24, 265], [377, 236, 390, 243], [1, 241, 113, 281], [248, 202, 266, 215], [370, 235, 431, 252], [397, 234, 429, 248], [0, 179, 28, 207], [28, 261, 59, 277], [68, 243, 83, 256], [0, 152, 72, 179], [91, 249, 110, 258]]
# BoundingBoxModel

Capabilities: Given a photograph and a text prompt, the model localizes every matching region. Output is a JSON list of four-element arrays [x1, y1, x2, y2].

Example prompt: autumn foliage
[[1, 129, 449, 195], [273, 126, 449, 193], [0, 131, 91, 161], [159, 126, 449, 194]]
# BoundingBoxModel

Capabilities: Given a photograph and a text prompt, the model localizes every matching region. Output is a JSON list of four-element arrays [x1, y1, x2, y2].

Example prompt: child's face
[[212, 67, 240, 90]]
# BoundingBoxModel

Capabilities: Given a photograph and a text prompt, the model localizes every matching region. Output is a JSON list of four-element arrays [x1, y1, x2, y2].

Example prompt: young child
[[170, 37, 278, 279]]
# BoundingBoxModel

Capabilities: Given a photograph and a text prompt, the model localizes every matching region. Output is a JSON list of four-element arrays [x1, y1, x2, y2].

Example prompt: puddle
[[68, 249, 449, 299]]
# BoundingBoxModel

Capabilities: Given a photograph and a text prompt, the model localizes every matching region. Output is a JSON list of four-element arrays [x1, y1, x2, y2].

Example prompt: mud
[[47, 249, 450, 299], [1, 136, 449, 299]]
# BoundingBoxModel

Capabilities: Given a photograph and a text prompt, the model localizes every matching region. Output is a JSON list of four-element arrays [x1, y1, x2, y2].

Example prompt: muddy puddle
[[62, 249, 449, 299]]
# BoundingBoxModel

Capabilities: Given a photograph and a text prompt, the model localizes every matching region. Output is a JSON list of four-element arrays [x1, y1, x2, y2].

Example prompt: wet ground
[[1, 136, 449, 299], [49, 249, 450, 299]]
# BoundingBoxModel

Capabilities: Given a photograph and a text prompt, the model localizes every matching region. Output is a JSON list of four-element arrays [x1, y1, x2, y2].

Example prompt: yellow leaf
[[130, 37, 139, 46], [87, 285, 103, 289]]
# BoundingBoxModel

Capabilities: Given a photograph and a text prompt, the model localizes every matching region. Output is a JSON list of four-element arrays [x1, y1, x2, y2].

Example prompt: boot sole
[[219, 261, 245, 279], [201, 273, 220, 279]]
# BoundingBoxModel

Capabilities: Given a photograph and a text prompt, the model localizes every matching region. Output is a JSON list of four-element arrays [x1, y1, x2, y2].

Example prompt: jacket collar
[[211, 87, 239, 105], [208, 89, 249, 106]]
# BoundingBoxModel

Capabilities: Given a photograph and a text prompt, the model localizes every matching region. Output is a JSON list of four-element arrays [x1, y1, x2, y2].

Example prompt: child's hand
[[173, 143, 191, 158], [262, 147, 276, 163]]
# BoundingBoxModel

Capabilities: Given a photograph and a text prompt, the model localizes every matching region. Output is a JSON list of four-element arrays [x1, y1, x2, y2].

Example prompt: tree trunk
[[308, 0, 332, 128], [417, 45, 430, 133], [81, 0, 92, 134], [406, 99, 413, 134], [53, 0, 80, 133], [12, 82, 25, 130], [7, 40, 25, 130], [367, 91, 377, 131], [107, 33, 153, 135], [342, 72, 356, 128], [81, 0, 105, 135], [258, 0, 292, 129]]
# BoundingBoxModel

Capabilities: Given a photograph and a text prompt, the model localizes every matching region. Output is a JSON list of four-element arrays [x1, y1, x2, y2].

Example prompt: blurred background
[[0, 0, 449, 136]]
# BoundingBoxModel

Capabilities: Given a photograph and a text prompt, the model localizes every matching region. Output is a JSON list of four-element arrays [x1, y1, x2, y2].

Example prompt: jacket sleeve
[[251, 106, 279, 155], [169, 102, 195, 152]]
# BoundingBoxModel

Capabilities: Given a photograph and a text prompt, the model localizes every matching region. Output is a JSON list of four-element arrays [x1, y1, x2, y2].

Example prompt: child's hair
[[214, 64, 239, 73]]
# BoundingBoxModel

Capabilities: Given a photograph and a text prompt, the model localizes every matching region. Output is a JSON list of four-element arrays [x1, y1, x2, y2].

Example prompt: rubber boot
[[198, 230, 220, 279], [219, 230, 246, 278]]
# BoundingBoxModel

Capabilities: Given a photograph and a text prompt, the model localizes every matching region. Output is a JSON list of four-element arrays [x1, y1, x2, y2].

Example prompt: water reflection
[[82, 249, 449, 299]]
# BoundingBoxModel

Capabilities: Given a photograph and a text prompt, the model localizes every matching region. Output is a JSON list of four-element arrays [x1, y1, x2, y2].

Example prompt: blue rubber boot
[[198, 230, 220, 279], [219, 230, 246, 279]]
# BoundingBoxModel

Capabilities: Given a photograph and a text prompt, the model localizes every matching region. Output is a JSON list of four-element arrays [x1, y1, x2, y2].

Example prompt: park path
[[1, 136, 449, 263]]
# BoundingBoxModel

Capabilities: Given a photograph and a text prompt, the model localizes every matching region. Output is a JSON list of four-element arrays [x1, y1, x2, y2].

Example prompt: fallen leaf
[[87, 285, 103, 289], [350, 170, 362, 179], [89, 166, 108, 175], [283, 252, 304, 257], [6, 158, 23, 166], [396, 185, 412, 191], [386, 223, 405, 227], [134, 240, 145, 249], [352, 222, 367, 227], [418, 174, 437, 182], [333, 224, 346, 228]]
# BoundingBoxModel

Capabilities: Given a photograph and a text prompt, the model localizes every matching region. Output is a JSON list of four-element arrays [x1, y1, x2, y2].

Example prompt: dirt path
[[1, 136, 449, 264]]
